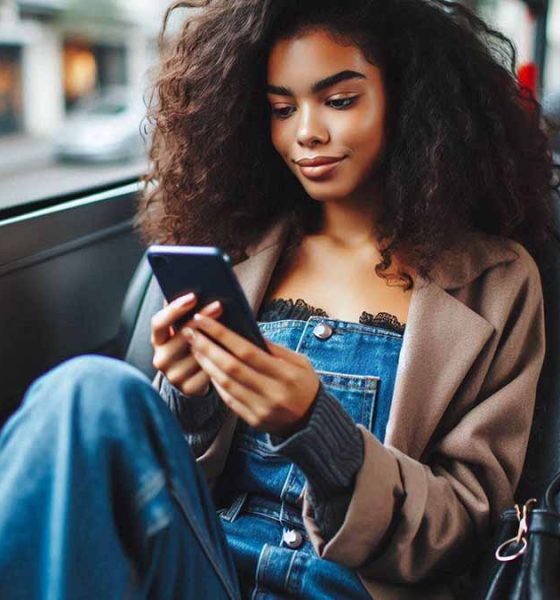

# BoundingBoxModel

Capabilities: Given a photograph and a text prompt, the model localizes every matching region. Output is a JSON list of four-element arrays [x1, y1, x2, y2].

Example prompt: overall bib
[[217, 311, 405, 599]]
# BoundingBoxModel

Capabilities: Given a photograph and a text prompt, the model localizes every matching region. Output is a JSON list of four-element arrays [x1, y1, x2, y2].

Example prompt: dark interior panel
[[0, 183, 145, 425]]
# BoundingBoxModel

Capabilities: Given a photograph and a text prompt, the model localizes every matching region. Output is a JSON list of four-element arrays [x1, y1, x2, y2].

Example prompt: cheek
[[270, 121, 290, 159], [350, 108, 386, 159]]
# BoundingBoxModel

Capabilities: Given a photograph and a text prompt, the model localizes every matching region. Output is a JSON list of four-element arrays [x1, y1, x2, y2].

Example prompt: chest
[[264, 240, 413, 325]]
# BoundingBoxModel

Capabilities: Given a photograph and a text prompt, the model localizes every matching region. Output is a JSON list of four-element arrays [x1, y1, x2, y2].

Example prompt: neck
[[316, 193, 380, 251]]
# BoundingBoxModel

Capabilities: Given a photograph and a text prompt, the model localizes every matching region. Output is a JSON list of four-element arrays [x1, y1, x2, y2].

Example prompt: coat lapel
[[233, 246, 282, 314], [233, 220, 290, 313], [383, 279, 494, 457]]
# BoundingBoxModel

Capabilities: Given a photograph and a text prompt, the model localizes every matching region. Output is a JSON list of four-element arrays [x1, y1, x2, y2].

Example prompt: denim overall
[[217, 313, 405, 599]]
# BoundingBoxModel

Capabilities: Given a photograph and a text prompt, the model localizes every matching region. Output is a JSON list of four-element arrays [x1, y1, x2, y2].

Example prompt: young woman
[[0, 1, 556, 599]]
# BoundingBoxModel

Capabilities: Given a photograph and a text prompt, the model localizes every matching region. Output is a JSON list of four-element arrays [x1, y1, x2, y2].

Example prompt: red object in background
[[520, 0, 546, 15], [518, 62, 539, 100]]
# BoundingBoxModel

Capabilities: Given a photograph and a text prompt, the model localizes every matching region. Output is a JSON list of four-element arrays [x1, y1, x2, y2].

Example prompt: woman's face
[[267, 28, 387, 204]]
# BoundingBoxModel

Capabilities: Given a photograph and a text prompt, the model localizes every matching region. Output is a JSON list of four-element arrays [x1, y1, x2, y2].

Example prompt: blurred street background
[[0, 0, 165, 209], [0, 0, 558, 210]]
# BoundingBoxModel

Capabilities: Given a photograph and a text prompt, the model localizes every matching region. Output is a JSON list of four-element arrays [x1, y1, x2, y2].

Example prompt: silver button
[[312, 322, 333, 340], [282, 528, 304, 549]]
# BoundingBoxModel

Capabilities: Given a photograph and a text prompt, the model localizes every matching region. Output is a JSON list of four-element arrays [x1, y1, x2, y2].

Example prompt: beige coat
[[192, 219, 546, 600]]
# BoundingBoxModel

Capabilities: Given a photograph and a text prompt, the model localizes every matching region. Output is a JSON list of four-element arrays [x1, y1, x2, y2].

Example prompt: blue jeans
[[0, 356, 240, 600]]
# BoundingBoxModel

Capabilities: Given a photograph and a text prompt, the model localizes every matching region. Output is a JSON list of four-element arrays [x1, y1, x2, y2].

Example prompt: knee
[[24, 355, 160, 426], [35, 354, 149, 393], [56, 354, 149, 387]]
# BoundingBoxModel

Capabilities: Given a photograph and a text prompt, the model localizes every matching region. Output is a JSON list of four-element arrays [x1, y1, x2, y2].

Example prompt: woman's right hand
[[151, 293, 223, 396]]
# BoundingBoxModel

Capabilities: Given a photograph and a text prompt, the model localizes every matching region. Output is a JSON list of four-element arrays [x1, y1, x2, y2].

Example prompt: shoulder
[[426, 233, 545, 338], [426, 231, 542, 293], [496, 238, 542, 289]]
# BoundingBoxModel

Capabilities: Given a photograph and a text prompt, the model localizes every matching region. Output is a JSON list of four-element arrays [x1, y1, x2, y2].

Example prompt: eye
[[327, 96, 358, 110], [271, 106, 295, 120]]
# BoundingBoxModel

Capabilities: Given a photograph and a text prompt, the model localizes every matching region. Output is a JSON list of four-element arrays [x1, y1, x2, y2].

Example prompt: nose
[[296, 104, 329, 147]]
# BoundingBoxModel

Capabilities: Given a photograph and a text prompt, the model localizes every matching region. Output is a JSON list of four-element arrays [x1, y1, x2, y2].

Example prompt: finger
[[169, 298, 226, 336], [152, 297, 223, 349], [165, 355, 203, 387], [155, 330, 193, 367], [153, 343, 194, 374], [189, 313, 285, 379], [183, 300, 223, 329], [153, 303, 226, 372], [188, 329, 272, 395], [193, 347, 263, 409], [151, 293, 197, 346], [211, 378, 257, 426], [167, 302, 224, 355], [178, 369, 212, 397], [265, 339, 308, 366]]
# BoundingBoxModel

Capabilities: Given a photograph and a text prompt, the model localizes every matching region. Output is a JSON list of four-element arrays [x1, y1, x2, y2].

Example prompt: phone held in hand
[[147, 245, 270, 353]]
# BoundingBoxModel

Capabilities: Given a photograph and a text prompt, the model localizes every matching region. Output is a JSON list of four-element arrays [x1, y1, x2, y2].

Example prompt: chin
[[302, 184, 358, 203]]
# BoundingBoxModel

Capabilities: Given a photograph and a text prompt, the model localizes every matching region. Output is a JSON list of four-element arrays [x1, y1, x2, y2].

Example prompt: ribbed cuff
[[158, 375, 226, 433], [265, 382, 364, 501]]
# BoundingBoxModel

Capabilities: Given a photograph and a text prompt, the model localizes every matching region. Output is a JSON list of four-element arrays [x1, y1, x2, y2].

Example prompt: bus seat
[[116, 251, 161, 382]]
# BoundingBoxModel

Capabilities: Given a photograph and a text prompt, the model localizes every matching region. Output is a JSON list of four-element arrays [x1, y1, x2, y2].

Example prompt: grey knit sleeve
[[157, 373, 229, 457], [265, 382, 364, 541]]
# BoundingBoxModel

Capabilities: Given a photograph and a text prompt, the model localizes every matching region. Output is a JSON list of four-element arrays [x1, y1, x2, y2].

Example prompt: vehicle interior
[[0, 0, 559, 594]]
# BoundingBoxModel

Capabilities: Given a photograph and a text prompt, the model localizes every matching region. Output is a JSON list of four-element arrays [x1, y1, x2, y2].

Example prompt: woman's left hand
[[183, 310, 320, 437]]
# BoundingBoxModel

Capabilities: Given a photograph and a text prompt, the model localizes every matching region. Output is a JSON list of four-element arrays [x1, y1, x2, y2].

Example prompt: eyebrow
[[266, 70, 366, 97]]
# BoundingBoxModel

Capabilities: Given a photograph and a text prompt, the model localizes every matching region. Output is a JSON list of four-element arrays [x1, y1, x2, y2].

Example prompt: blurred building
[[0, 0, 164, 137]]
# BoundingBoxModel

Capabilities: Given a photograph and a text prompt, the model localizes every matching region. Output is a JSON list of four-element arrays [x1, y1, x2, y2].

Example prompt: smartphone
[[147, 245, 269, 353]]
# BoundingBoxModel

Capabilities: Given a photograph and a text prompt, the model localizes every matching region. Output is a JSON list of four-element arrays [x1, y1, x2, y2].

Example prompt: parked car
[[54, 87, 148, 163]]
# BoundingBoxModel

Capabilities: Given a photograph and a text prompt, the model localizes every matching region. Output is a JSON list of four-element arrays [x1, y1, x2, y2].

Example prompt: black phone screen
[[147, 245, 269, 353]]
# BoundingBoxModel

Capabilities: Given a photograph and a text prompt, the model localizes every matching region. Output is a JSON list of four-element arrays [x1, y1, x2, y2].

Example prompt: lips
[[295, 156, 346, 180], [296, 156, 344, 167]]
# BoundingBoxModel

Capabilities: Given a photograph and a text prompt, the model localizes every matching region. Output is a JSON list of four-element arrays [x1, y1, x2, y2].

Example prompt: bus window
[[0, 1, 163, 213]]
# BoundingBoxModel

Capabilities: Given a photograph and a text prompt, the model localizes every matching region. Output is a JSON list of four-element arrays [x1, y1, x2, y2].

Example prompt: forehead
[[267, 29, 372, 86]]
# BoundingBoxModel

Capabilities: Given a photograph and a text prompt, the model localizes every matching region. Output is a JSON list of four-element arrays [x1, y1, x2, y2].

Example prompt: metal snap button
[[282, 528, 304, 549], [312, 322, 333, 340]]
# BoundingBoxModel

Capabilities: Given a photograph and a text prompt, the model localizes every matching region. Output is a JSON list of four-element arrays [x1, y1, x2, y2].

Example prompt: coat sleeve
[[301, 252, 546, 584]]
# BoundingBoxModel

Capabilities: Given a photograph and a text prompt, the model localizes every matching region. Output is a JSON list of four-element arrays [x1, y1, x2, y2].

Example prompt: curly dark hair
[[138, 0, 558, 289]]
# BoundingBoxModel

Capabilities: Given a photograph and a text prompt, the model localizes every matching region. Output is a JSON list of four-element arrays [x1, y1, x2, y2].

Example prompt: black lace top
[[258, 297, 406, 335]]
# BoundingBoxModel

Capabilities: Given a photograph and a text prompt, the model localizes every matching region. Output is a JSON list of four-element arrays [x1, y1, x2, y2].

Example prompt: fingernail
[[207, 300, 221, 313], [183, 327, 195, 340], [172, 293, 195, 307]]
